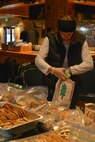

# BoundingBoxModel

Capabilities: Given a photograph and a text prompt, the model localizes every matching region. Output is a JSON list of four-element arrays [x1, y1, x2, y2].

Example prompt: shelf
[[0, 1, 45, 18], [68, 0, 95, 6]]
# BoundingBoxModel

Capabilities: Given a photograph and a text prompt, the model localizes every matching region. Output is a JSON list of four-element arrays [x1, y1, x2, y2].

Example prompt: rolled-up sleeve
[[70, 40, 94, 75], [35, 37, 51, 75]]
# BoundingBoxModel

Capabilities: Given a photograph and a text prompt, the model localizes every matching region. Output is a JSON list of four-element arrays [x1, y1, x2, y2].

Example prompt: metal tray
[[10, 131, 67, 142], [0, 102, 42, 138]]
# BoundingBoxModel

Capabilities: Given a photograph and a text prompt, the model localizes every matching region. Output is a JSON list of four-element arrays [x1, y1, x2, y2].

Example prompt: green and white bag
[[52, 79, 75, 108]]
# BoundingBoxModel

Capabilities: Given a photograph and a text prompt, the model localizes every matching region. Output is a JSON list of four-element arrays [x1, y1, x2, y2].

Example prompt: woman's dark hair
[[58, 15, 76, 32], [60, 15, 76, 21], [58, 15, 77, 43]]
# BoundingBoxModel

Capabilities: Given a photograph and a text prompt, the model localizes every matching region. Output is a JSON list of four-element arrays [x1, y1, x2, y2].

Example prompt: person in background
[[35, 15, 93, 108]]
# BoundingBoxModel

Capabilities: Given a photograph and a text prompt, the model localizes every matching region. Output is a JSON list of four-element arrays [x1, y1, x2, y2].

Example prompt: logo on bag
[[60, 84, 67, 99]]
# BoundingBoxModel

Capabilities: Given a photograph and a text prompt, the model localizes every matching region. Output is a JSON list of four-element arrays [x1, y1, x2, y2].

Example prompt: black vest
[[43, 32, 86, 86], [42, 32, 86, 101], [46, 32, 85, 68]]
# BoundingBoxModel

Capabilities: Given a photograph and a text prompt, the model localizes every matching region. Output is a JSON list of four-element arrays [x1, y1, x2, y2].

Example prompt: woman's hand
[[47, 66, 68, 81], [53, 67, 68, 81]]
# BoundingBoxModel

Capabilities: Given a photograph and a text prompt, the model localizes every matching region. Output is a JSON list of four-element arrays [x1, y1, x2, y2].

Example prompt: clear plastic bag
[[14, 86, 48, 110], [0, 83, 21, 103], [24, 86, 48, 100], [68, 125, 95, 142], [84, 103, 95, 131]]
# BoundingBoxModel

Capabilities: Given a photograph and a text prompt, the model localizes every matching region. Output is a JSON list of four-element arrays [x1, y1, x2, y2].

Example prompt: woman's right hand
[[48, 66, 68, 81], [53, 67, 68, 81]]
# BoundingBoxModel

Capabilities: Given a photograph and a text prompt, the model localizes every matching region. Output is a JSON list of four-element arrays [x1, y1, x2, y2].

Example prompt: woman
[[35, 15, 93, 108]]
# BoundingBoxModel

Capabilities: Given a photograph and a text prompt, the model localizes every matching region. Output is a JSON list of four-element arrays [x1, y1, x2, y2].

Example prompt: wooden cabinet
[[45, 0, 58, 32], [45, 0, 69, 32], [0, 3, 29, 18], [68, 0, 95, 6], [0, 0, 70, 32], [68, 0, 95, 21], [0, 1, 45, 18]]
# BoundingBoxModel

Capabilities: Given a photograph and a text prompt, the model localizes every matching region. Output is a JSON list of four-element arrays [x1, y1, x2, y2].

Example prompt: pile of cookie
[[0, 103, 31, 128]]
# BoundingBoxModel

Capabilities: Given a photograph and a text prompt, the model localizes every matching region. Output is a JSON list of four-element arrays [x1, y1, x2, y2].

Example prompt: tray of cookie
[[0, 102, 42, 138]]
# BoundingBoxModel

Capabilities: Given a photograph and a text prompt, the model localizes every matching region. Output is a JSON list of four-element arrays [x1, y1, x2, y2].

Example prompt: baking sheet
[[0, 102, 42, 138]]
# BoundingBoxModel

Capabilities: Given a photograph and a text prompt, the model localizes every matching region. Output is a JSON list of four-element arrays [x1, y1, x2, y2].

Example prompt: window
[[4, 27, 15, 44]]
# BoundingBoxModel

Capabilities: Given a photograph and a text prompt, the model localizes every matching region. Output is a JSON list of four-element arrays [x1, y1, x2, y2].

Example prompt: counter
[[0, 50, 95, 65], [0, 50, 38, 65]]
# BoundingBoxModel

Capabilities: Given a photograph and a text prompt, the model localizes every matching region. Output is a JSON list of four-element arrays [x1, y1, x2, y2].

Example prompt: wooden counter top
[[0, 49, 38, 65], [0, 49, 38, 55], [0, 49, 95, 65]]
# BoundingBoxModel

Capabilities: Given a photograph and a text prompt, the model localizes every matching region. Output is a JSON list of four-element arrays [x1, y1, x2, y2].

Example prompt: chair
[[22, 67, 43, 88], [14, 63, 44, 88], [0, 58, 19, 83]]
